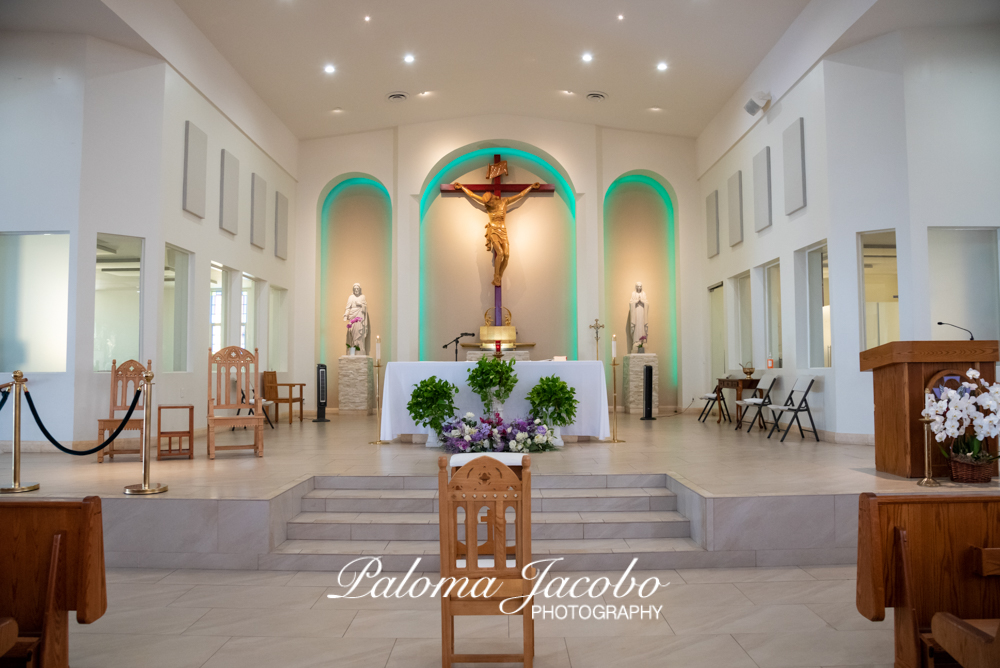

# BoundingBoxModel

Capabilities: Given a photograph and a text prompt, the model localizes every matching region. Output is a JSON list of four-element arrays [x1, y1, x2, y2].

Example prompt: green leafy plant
[[466, 357, 518, 414], [406, 376, 458, 434], [526, 375, 578, 427]]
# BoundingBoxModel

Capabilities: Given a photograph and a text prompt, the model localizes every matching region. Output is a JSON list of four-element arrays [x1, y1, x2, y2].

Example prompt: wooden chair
[[766, 375, 819, 441], [261, 371, 279, 425], [277, 382, 305, 424], [0, 496, 107, 668], [856, 493, 1000, 668], [438, 454, 534, 668], [96, 358, 149, 462], [207, 347, 264, 459]]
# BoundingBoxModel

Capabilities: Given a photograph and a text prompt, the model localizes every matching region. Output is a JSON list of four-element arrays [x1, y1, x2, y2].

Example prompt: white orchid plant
[[921, 367, 1000, 465]]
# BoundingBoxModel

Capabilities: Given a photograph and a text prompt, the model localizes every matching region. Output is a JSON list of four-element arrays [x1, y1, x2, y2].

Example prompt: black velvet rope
[[0, 389, 8, 415], [24, 388, 143, 456]]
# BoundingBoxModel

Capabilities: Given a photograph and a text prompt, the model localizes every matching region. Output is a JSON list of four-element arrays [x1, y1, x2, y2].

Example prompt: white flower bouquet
[[921, 368, 1000, 466]]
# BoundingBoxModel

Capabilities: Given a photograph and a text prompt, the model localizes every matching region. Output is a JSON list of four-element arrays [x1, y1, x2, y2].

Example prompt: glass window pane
[[928, 228, 1000, 341], [765, 262, 782, 368], [210, 264, 228, 353], [808, 245, 831, 367], [861, 231, 899, 350], [242, 274, 257, 353], [163, 246, 190, 371], [736, 274, 752, 368], [94, 233, 143, 371], [0, 232, 70, 372], [269, 286, 288, 372]]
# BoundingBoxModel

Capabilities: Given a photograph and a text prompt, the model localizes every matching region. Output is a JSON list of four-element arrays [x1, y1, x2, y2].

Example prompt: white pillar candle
[[376, 336, 381, 362], [612, 335, 617, 360]]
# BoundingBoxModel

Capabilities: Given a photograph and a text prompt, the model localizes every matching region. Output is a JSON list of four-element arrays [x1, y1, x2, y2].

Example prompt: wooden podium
[[860, 340, 999, 478]]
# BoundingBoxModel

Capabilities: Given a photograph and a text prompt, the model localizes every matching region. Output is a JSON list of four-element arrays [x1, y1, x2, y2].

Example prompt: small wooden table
[[158, 404, 194, 459], [277, 383, 305, 424], [716, 377, 760, 424]]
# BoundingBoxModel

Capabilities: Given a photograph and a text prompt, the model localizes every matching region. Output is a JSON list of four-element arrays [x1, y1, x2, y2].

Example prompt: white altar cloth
[[380, 361, 611, 442]]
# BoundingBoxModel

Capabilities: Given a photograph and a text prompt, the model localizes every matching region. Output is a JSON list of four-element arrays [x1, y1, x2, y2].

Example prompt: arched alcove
[[604, 171, 679, 409], [317, 175, 392, 406], [419, 144, 578, 361]]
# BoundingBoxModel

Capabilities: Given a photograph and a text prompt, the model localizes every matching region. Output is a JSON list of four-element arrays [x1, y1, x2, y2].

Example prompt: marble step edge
[[302, 496, 678, 514], [289, 510, 689, 525], [258, 549, 757, 572], [303, 487, 676, 500], [273, 536, 702, 556], [312, 473, 668, 491]]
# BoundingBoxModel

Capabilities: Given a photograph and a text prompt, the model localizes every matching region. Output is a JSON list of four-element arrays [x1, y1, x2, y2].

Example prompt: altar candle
[[612, 334, 617, 360], [376, 336, 381, 363]]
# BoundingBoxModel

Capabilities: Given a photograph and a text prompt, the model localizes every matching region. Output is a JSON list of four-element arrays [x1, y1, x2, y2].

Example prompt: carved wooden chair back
[[208, 347, 261, 414], [108, 359, 149, 417]]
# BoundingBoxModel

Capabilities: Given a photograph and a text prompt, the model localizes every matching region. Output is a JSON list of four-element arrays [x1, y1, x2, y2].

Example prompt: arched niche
[[419, 144, 578, 361], [317, 175, 392, 406], [604, 171, 679, 409]]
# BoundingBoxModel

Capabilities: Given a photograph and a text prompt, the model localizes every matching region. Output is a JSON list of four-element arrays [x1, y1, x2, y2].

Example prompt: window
[[735, 273, 752, 368], [210, 264, 228, 353], [94, 233, 143, 371], [764, 261, 782, 368], [0, 232, 70, 372], [807, 244, 831, 367], [708, 283, 726, 381], [268, 286, 288, 371], [928, 228, 1000, 341], [860, 231, 899, 350], [241, 274, 258, 352], [163, 246, 191, 371]]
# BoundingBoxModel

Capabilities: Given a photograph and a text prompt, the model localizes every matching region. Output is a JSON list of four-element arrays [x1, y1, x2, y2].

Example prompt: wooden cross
[[442, 154, 555, 327], [590, 319, 604, 361]]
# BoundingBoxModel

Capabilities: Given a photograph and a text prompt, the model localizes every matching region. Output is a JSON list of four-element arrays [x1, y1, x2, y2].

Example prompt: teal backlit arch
[[418, 143, 578, 360], [318, 174, 392, 363], [603, 170, 679, 387]]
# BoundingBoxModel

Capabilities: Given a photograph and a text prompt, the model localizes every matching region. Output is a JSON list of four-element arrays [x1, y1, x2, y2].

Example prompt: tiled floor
[[9, 411, 998, 501], [70, 565, 893, 667]]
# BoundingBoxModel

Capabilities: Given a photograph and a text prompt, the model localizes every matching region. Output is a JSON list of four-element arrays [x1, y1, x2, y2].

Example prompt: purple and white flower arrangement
[[440, 412, 559, 453]]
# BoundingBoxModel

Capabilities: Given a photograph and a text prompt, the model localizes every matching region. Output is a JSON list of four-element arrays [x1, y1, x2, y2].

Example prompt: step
[[285, 510, 690, 541], [311, 473, 668, 491], [258, 538, 755, 572], [301, 487, 677, 514]]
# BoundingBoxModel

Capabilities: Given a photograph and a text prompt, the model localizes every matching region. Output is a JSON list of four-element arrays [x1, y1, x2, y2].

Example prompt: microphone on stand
[[937, 322, 975, 340]]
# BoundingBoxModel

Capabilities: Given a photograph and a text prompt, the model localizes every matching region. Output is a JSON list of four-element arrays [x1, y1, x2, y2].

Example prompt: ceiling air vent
[[386, 91, 409, 102], [586, 91, 608, 101]]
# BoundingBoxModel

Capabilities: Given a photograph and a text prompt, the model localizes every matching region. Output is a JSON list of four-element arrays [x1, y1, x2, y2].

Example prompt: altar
[[380, 361, 611, 441]]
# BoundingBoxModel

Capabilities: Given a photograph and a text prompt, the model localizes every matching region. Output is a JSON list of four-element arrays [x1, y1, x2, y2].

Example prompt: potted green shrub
[[526, 375, 578, 445], [466, 357, 518, 416], [406, 376, 458, 446]]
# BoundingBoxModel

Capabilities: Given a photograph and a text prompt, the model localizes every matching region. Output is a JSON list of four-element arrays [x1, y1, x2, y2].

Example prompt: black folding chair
[[232, 388, 274, 430], [697, 384, 731, 423], [734, 373, 777, 432], [766, 376, 819, 442]]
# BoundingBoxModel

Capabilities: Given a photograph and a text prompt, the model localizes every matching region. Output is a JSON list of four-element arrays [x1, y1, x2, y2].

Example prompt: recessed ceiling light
[[364, 15, 370, 21], [657, 62, 668, 71], [404, 54, 415, 63], [419, 91, 430, 96], [649, 106, 662, 111], [618, 14, 624, 20], [324, 64, 335, 74], [330, 107, 343, 113], [562, 90, 574, 95], [582, 52, 593, 63]]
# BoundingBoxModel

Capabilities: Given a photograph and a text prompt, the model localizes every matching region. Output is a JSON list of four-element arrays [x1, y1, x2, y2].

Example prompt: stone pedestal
[[465, 350, 531, 361], [623, 353, 658, 415], [338, 355, 374, 414]]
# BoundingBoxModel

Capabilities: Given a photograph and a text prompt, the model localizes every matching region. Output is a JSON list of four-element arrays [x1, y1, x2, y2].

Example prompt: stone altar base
[[338, 355, 374, 414], [623, 353, 658, 415], [466, 350, 531, 361]]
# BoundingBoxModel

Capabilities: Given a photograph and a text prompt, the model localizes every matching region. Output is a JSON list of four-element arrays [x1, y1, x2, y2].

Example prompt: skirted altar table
[[381, 361, 611, 442]]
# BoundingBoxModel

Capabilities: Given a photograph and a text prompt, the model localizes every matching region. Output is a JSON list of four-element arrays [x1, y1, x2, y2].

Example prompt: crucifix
[[590, 319, 604, 361], [443, 154, 555, 328]]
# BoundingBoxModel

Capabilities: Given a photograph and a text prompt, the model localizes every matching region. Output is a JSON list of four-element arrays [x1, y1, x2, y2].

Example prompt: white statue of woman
[[628, 281, 649, 353], [343, 283, 369, 355]]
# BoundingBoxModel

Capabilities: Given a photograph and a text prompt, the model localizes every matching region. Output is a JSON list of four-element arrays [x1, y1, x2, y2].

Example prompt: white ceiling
[[172, 0, 812, 140]]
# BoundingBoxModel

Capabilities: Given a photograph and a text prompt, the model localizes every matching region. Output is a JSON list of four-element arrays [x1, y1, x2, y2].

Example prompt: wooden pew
[[0, 619, 17, 658], [856, 493, 1000, 668], [0, 497, 108, 668]]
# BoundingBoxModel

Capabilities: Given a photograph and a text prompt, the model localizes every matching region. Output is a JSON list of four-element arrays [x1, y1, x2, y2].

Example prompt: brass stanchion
[[1, 371, 39, 493], [124, 371, 168, 495], [370, 335, 389, 445], [610, 335, 624, 443], [917, 388, 941, 487]]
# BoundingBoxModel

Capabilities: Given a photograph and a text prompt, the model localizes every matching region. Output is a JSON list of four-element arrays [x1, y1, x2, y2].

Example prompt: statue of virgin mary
[[343, 283, 370, 355], [628, 281, 649, 354]]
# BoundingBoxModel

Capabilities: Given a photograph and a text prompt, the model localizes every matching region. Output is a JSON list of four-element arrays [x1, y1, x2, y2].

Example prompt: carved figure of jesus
[[452, 181, 540, 286]]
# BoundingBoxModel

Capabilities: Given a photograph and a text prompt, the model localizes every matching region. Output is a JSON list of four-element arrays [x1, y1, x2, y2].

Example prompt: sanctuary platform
[[3, 413, 997, 573]]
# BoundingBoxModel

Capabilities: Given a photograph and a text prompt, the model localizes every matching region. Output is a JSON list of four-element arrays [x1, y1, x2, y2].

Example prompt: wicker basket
[[948, 459, 995, 484]]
